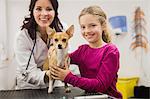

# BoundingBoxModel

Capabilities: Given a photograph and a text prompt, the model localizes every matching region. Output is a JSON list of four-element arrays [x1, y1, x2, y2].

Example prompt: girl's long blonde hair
[[79, 5, 111, 43]]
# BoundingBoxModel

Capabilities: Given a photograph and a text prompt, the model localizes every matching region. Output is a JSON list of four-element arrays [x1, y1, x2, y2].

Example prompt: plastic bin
[[116, 77, 139, 99]]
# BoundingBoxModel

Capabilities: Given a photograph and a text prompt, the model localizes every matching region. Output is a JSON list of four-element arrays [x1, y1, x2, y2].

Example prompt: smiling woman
[[33, 0, 55, 29], [33, 0, 55, 43], [14, 0, 64, 90]]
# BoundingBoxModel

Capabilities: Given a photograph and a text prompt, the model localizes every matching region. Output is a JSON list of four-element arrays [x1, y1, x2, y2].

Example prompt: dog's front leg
[[48, 79, 54, 93], [46, 70, 53, 93], [46, 67, 54, 93]]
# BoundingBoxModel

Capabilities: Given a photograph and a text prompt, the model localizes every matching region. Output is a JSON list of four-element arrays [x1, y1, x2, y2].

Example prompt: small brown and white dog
[[43, 25, 74, 93]]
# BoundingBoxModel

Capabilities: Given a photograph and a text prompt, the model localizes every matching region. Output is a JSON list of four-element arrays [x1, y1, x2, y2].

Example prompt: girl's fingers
[[51, 67, 56, 73], [50, 66, 66, 80], [51, 67, 62, 77], [52, 66, 60, 71], [51, 74, 59, 80], [51, 70, 59, 80], [51, 68, 59, 76]]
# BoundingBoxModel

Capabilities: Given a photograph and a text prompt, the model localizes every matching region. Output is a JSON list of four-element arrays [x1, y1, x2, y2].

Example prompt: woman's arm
[[15, 30, 46, 87]]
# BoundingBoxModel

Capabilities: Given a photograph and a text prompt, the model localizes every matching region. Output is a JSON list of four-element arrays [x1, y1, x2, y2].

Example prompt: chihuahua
[[43, 25, 74, 93]]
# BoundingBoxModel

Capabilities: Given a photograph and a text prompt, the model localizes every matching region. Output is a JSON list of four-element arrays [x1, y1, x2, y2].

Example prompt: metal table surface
[[0, 86, 116, 99]]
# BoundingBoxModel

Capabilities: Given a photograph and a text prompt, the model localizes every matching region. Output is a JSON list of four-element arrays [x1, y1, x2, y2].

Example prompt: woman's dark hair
[[21, 0, 63, 40]]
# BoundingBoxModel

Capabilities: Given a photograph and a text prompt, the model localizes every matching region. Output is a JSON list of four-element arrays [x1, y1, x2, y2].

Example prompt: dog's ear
[[66, 25, 74, 38], [46, 27, 56, 38]]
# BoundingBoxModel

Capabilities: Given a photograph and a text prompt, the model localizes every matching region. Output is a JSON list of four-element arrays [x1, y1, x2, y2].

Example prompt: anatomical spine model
[[130, 7, 149, 52]]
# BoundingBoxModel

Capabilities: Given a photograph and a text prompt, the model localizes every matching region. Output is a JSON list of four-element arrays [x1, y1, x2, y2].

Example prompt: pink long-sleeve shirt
[[64, 43, 122, 98]]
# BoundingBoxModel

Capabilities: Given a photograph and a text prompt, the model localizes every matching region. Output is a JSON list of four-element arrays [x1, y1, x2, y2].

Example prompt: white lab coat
[[14, 29, 64, 89]]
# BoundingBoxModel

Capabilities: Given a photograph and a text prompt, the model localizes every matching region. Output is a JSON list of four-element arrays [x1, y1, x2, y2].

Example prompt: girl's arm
[[64, 48, 119, 93], [51, 45, 119, 93]]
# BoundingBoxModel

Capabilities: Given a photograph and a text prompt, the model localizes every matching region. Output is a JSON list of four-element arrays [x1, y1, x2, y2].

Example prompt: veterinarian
[[14, 0, 65, 89], [50, 5, 122, 98]]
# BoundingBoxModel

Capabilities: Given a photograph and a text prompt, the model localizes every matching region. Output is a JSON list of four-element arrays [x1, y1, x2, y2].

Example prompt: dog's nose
[[58, 44, 62, 49]]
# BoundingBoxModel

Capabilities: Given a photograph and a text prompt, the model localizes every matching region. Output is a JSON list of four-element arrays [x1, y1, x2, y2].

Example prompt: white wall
[[0, 0, 150, 90], [0, 0, 8, 90], [0, 0, 30, 90]]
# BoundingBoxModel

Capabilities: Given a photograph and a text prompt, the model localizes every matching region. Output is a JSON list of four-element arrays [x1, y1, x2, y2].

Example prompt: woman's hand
[[51, 66, 70, 81]]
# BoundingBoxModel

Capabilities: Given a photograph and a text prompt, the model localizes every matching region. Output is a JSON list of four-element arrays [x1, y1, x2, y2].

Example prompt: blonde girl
[[51, 5, 122, 98]]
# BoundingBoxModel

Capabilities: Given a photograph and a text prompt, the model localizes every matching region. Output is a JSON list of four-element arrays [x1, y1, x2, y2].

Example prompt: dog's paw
[[65, 87, 71, 93], [48, 87, 53, 93]]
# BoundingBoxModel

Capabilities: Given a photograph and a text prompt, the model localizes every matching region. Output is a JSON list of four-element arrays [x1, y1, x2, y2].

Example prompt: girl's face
[[33, 0, 55, 29], [79, 14, 103, 45]]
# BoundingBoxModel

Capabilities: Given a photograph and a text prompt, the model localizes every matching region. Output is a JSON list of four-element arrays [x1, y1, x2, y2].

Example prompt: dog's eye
[[62, 39, 66, 42], [54, 39, 58, 42]]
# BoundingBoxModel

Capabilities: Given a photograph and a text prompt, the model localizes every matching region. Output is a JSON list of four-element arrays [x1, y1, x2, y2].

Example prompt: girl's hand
[[51, 66, 70, 81]]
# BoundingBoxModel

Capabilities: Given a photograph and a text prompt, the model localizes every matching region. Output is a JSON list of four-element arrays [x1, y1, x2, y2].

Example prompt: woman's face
[[79, 14, 103, 44], [33, 0, 55, 28]]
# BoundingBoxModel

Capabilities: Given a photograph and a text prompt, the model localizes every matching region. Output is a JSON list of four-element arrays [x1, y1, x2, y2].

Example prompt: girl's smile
[[79, 14, 104, 47]]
